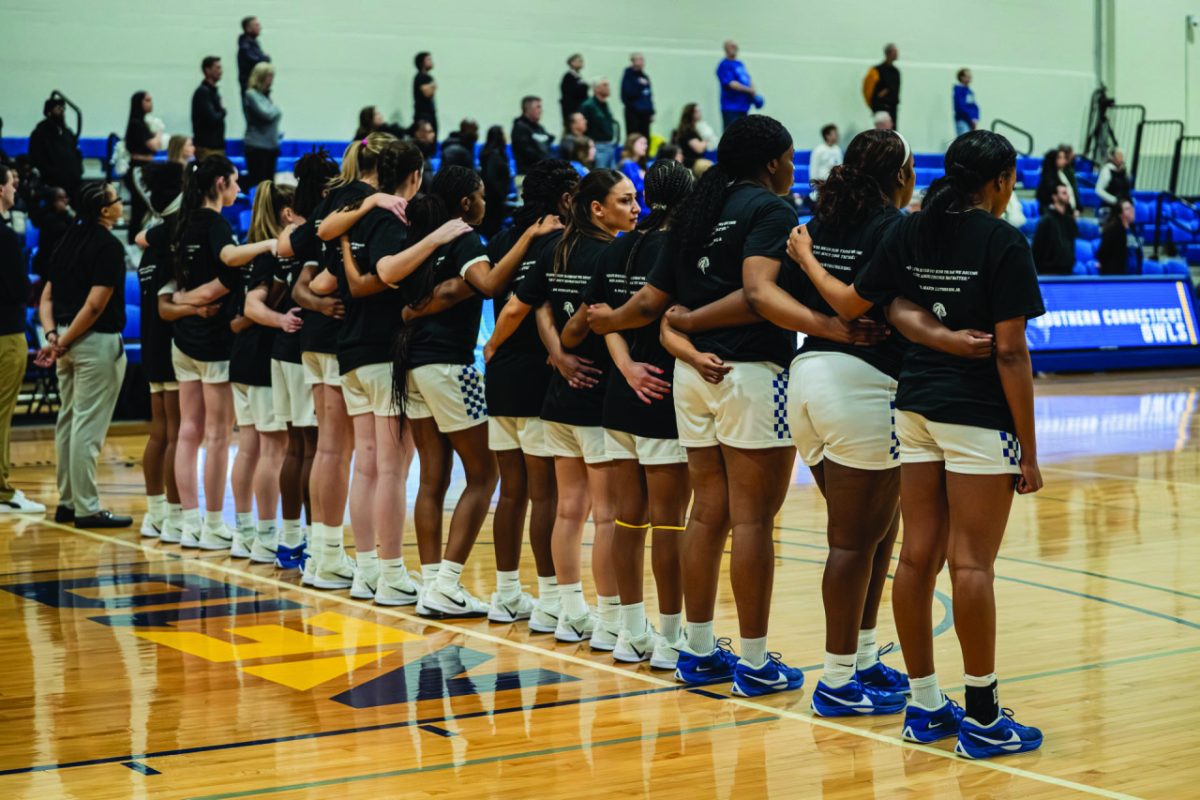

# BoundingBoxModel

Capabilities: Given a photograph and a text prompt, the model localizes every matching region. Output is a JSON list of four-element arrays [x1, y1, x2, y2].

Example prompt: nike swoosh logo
[[927, 721, 943, 729], [818, 690, 872, 707], [442, 595, 469, 610], [743, 672, 789, 687], [630, 645, 646, 659], [970, 729, 1023, 747], [570, 626, 585, 637]]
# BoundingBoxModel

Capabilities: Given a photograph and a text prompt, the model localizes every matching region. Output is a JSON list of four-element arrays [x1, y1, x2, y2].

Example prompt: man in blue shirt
[[716, 40, 762, 130], [621, 53, 655, 137], [953, 68, 980, 136]]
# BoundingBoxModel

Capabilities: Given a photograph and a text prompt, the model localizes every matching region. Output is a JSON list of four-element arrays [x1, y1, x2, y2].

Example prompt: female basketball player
[[791, 130, 1045, 757], [168, 156, 277, 550], [563, 160, 694, 667]]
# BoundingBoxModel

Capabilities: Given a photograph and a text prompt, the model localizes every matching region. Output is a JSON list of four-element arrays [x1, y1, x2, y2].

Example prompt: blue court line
[[185, 716, 779, 800], [994, 574, 1200, 629], [120, 761, 161, 775], [417, 725, 456, 738], [0, 684, 691, 776], [942, 644, 1200, 692]]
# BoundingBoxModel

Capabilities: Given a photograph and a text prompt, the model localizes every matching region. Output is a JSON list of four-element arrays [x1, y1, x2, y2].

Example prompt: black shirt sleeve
[[93, 236, 125, 288], [581, 267, 605, 306], [365, 215, 409, 275], [516, 245, 551, 305], [453, 233, 489, 279], [988, 225, 1046, 323], [854, 222, 905, 305], [645, 242, 676, 296], [209, 216, 241, 290], [743, 199, 795, 260], [289, 218, 320, 263], [248, 254, 276, 291]]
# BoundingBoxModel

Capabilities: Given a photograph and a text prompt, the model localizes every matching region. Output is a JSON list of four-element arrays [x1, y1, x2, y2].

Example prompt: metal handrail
[[990, 119, 1033, 156]]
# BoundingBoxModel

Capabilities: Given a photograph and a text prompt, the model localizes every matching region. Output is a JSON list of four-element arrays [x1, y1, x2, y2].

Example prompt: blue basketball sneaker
[[274, 542, 306, 570], [901, 696, 965, 743], [856, 643, 910, 695], [954, 708, 1043, 759], [811, 678, 906, 717], [731, 653, 805, 697], [674, 638, 739, 686]]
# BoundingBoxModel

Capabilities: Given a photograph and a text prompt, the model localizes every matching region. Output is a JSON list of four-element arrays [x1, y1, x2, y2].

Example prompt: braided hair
[[919, 130, 1016, 257], [552, 168, 626, 275], [668, 115, 793, 273], [625, 160, 693, 279], [292, 148, 338, 217], [171, 154, 236, 286], [814, 129, 910, 231], [391, 165, 484, 424], [510, 159, 579, 233], [47, 182, 116, 284]]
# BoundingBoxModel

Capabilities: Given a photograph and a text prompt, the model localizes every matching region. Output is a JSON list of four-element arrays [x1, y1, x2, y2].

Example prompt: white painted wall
[[1109, 0, 1200, 131], [0, 0, 1128, 156]]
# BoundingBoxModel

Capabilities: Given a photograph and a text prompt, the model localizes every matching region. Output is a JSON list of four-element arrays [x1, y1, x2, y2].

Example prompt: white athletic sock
[[560, 582, 587, 618], [166, 503, 183, 526], [909, 673, 942, 710], [235, 511, 254, 531], [281, 518, 303, 547], [309, 522, 327, 548], [857, 628, 879, 669], [536, 575, 559, 603], [421, 562, 440, 587], [620, 602, 648, 637], [325, 525, 345, 552], [256, 520, 275, 537], [380, 557, 406, 581], [496, 570, 521, 597], [822, 652, 857, 689], [147, 494, 166, 525], [356, 549, 379, 572], [740, 636, 768, 668], [686, 621, 715, 654], [597, 595, 620, 629], [436, 560, 464, 591], [182, 508, 201, 530], [204, 510, 225, 530], [659, 612, 682, 643]]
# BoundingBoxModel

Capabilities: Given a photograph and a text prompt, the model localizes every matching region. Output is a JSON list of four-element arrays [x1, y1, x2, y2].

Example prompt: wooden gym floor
[[1, 370, 1197, 799]]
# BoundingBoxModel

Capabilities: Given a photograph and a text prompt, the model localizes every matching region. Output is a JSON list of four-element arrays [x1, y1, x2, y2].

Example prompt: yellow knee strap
[[615, 519, 651, 530], [652, 524, 686, 532]]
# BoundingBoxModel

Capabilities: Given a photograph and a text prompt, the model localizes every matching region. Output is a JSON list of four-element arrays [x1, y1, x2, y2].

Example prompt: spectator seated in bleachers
[[353, 105, 406, 141], [1035, 147, 1075, 214], [511, 96, 554, 176], [1032, 183, 1078, 274], [1097, 197, 1143, 275], [1094, 149, 1130, 212]]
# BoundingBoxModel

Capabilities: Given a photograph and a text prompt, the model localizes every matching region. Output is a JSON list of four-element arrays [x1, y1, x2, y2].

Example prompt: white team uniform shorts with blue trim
[[895, 410, 1022, 475], [405, 363, 488, 433], [787, 351, 898, 471], [672, 359, 793, 450]]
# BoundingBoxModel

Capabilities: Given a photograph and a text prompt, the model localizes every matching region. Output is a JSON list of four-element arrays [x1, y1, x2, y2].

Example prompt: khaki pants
[[0, 332, 26, 502], [54, 330, 126, 515]]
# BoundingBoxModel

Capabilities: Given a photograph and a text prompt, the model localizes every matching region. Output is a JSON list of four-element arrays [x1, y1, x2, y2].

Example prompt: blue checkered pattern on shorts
[[771, 369, 790, 440], [999, 431, 1020, 465], [458, 366, 488, 420], [888, 401, 900, 462]]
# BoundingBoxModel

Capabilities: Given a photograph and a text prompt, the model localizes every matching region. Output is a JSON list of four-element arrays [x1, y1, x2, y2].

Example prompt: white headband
[[894, 130, 911, 164]]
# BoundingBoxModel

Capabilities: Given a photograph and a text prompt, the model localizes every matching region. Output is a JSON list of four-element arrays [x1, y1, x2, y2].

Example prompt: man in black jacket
[[28, 97, 83, 202], [191, 56, 227, 159], [237, 16, 270, 93], [560, 54, 588, 130], [1032, 184, 1079, 275], [869, 43, 901, 129], [511, 96, 554, 176]]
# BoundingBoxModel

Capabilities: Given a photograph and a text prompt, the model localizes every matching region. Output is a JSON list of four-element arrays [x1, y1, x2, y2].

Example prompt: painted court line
[[16, 517, 1143, 800]]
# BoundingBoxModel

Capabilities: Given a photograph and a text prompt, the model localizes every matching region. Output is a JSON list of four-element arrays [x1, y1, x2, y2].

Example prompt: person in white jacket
[[809, 124, 843, 202]]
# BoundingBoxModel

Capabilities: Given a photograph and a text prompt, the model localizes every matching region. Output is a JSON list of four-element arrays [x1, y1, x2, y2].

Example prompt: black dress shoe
[[75, 510, 134, 529], [55, 505, 75, 523]]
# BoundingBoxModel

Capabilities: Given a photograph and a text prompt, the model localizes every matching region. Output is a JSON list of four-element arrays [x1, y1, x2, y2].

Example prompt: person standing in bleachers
[[620, 53, 654, 138], [237, 16, 270, 94], [808, 124, 843, 204], [0, 164, 46, 515], [125, 91, 162, 244], [953, 68, 979, 136], [1095, 149, 1131, 212], [34, 182, 131, 528], [478, 125, 511, 238], [412, 52, 438, 136], [512, 96, 555, 178], [1035, 148, 1075, 215], [1031, 184, 1078, 274], [243, 63, 282, 187], [192, 57, 228, 160], [864, 44, 901, 129], [1097, 198, 1142, 275], [560, 54, 589, 131], [29, 96, 83, 204], [580, 78, 618, 169], [716, 40, 761, 130]]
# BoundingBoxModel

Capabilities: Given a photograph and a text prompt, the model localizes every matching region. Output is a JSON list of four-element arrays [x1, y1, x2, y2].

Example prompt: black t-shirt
[[229, 254, 278, 386], [290, 181, 375, 355], [517, 232, 612, 426], [338, 207, 420, 375], [413, 73, 435, 120], [647, 183, 795, 367], [854, 211, 1046, 433], [139, 222, 176, 381], [126, 118, 155, 159], [583, 231, 677, 439], [778, 205, 906, 379], [269, 254, 305, 363], [408, 231, 488, 367], [1, 222, 29, 336], [50, 224, 127, 335], [171, 209, 240, 361], [485, 225, 554, 418]]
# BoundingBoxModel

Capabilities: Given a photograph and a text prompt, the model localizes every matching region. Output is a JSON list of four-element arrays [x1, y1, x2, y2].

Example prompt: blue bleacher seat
[[1074, 239, 1095, 262], [25, 222, 39, 251], [1021, 169, 1041, 189], [1078, 189, 1099, 208], [122, 303, 140, 341], [1077, 218, 1100, 240], [238, 209, 252, 233], [1162, 258, 1190, 275], [1020, 217, 1038, 238], [1134, 201, 1154, 224], [1071, 262, 1090, 276], [1021, 199, 1039, 220], [123, 271, 139, 301], [1141, 259, 1164, 274], [913, 153, 942, 169], [1185, 244, 1200, 264]]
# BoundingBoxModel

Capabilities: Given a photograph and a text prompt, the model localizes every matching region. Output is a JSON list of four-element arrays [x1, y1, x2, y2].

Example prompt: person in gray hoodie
[[243, 62, 282, 187]]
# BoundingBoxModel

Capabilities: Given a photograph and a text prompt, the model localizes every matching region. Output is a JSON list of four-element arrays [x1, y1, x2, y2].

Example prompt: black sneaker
[[75, 510, 134, 529], [55, 505, 75, 523]]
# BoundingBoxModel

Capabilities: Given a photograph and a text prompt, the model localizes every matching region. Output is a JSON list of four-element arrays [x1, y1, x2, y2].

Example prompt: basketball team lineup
[[2, 120, 1198, 799]]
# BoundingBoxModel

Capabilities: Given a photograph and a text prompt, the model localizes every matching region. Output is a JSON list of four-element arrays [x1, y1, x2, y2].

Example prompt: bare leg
[[586, 461, 618, 598], [525, 454, 557, 578], [373, 414, 415, 560], [551, 456, 590, 585], [411, 418, 451, 567], [231, 424, 259, 517], [255, 429, 288, 524], [279, 424, 305, 522], [646, 462, 689, 617], [348, 412, 378, 555], [893, 462, 949, 680], [143, 393, 167, 496], [163, 390, 181, 504], [199, 382, 233, 514], [680, 446, 730, 624], [174, 381, 204, 510], [442, 422, 498, 564], [609, 458, 648, 605], [493, 449, 529, 573]]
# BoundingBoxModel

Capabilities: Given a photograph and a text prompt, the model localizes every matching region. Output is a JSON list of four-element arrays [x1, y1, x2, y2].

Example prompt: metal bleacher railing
[[1132, 119, 1186, 193], [990, 119, 1034, 157]]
